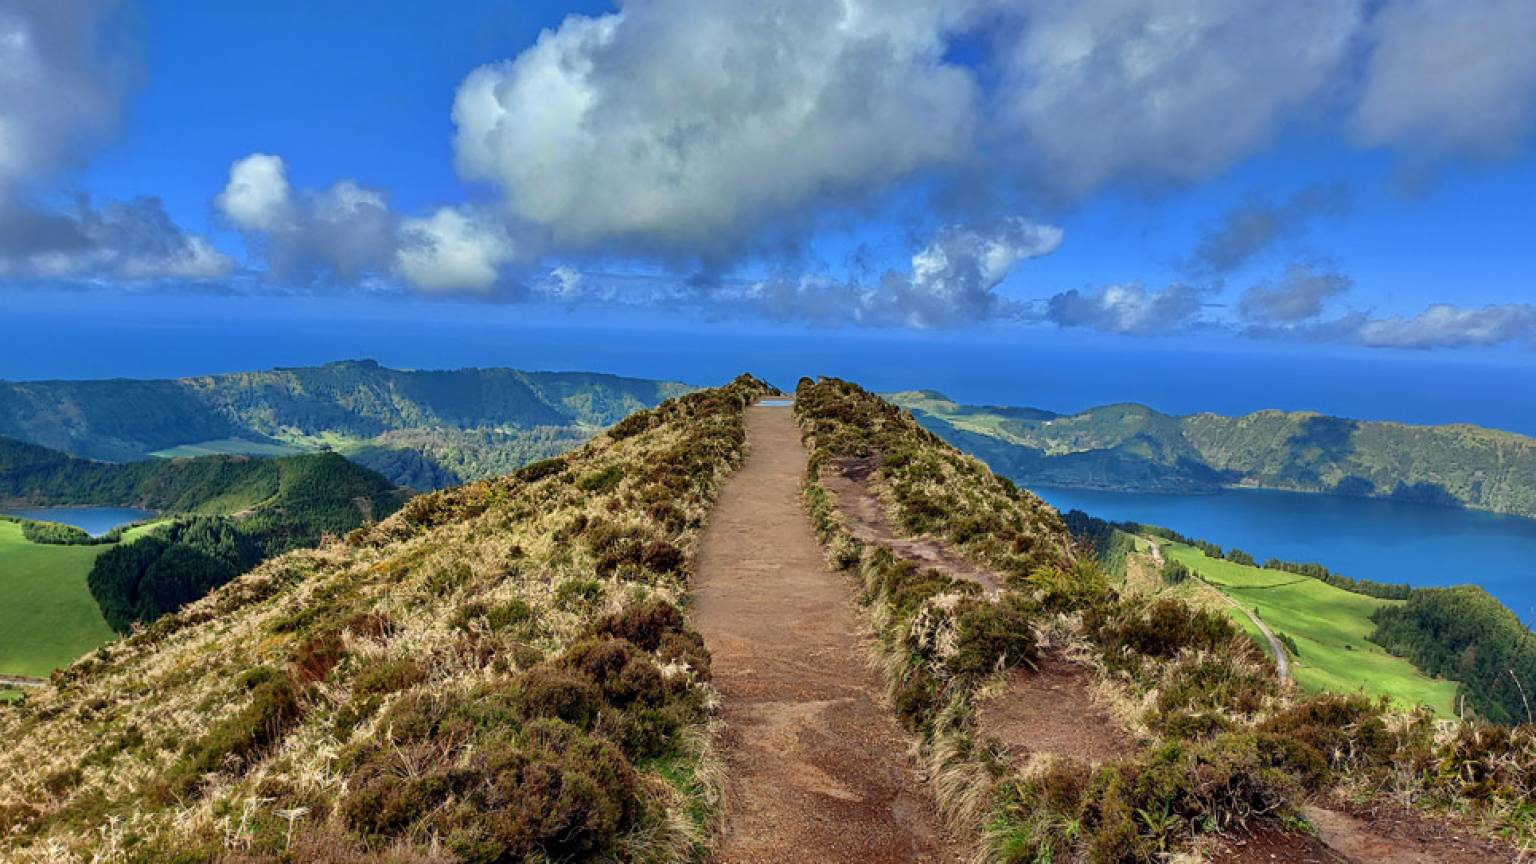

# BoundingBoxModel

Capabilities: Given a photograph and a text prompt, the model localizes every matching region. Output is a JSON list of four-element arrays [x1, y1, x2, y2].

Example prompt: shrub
[[555, 578, 604, 610], [1259, 693, 1394, 774], [354, 658, 427, 697], [514, 456, 567, 483], [947, 595, 1039, 677], [509, 666, 604, 727], [607, 411, 654, 440], [169, 674, 304, 796], [591, 600, 687, 652], [578, 465, 625, 494], [639, 539, 683, 574], [292, 631, 345, 683]]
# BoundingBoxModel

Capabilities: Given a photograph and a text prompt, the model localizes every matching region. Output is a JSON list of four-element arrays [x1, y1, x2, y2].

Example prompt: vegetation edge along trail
[[793, 377, 1533, 863]]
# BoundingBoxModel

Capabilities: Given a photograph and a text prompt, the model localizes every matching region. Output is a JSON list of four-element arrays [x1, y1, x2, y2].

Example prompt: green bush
[[947, 595, 1039, 677]]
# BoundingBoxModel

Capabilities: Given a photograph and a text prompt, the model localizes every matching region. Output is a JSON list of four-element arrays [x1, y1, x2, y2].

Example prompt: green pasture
[[1161, 542, 1460, 716], [0, 520, 158, 678]]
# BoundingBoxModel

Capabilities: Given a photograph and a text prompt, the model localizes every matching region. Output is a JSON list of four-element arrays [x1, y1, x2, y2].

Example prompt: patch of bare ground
[[822, 454, 1001, 593], [975, 653, 1134, 766], [692, 406, 959, 864], [1301, 801, 1524, 864], [1207, 827, 1344, 863]]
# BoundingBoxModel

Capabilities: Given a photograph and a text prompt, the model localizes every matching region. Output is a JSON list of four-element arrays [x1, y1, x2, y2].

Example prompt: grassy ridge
[[0, 375, 773, 862], [1161, 542, 1459, 715], [0, 520, 161, 678], [890, 390, 1536, 519], [799, 380, 1534, 861]]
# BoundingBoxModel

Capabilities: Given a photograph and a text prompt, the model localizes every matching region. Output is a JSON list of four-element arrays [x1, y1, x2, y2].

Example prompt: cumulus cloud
[[739, 218, 1060, 327], [1192, 184, 1351, 276], [1355, 0, 1536, 158], [215, 153, 289, 233], [216, 153, 399, 285], [452, 0, 982, 259], [1238, 263, 1351, 323], [1045, 283, 1208, 334], [396, 207, 517, 293]]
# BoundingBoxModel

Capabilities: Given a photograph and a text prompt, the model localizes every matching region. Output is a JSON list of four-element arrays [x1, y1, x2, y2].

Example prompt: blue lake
[[1030, 486, 1536, 626], [1, 507, 154, 537]]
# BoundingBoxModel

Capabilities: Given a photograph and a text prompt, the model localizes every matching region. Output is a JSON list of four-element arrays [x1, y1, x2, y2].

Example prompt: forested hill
[[0, 436, 405, 516], [0, 360, 693, 487], [891, 390, 1536, 519]]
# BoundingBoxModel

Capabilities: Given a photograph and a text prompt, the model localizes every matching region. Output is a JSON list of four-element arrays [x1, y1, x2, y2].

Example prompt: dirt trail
[[692, 404, 957, 864], [975, 655, 1133, 765], [824, 454, 1131, 765], [822, 455, 1001, 594]]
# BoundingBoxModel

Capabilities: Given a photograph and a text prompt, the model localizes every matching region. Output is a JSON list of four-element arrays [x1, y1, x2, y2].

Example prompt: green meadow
[[151, 437, 305, 458], [1162, 542, 1460, 716], [0, 520, 158, 679]]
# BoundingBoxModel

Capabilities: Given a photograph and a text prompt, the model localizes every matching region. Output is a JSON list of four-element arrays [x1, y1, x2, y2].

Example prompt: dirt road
[[692, 403, 956, 864]]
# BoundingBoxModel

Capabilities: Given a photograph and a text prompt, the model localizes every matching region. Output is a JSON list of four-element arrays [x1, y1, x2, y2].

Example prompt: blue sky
[[4, 0, 1536, 371]]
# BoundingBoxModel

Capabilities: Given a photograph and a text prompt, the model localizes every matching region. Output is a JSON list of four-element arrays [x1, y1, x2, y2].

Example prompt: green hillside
[[0, 376, 772, 862], [1160, 542, 1459, 715], [890, 390, 1536, 518], [0, 360, 694, 488], [1, 438, 410, 635]]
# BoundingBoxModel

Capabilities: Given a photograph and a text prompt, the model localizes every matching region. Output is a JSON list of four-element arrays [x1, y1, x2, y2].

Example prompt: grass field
[[151, 437, 305, 458], [0, 520, 159, 679], [1161, 542, 1459, 716]]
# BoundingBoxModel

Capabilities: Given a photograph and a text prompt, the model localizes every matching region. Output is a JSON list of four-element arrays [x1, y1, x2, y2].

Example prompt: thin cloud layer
[[1192, 185, 1351, 277], [1356, 304, 1536, 349]]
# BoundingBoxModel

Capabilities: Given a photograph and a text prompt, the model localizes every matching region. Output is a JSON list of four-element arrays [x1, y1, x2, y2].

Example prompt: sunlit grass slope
[[0, 520, 160, 678], [0, 375, 772, 863], [1162, 542, 1459, 715]]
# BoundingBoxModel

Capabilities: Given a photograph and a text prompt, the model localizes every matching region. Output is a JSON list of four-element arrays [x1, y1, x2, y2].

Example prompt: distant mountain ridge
[[889, 390, 1536, 519], [0, 360, 695, 488]]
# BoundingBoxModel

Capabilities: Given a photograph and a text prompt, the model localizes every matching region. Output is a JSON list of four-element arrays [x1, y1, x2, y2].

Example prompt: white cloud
[[215, 153, 290, 232], [1355, 0, 1536, 157], [452, 0, 981, 258], [1355, 303, 1536, 349], [215, 153, 398, 284], [395, 207, 516, 293], [999, 0, 1362, 195], [1045, 283, 1208, 334]]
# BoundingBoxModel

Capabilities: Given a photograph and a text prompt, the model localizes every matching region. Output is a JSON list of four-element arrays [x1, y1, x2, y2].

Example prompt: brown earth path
[[692, 404, 958, 864]]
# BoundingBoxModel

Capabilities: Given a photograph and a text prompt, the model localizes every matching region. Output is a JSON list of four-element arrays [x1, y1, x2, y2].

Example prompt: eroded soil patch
[[1302, 802, 1522, 864], [974, 652, 1134, 766]]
